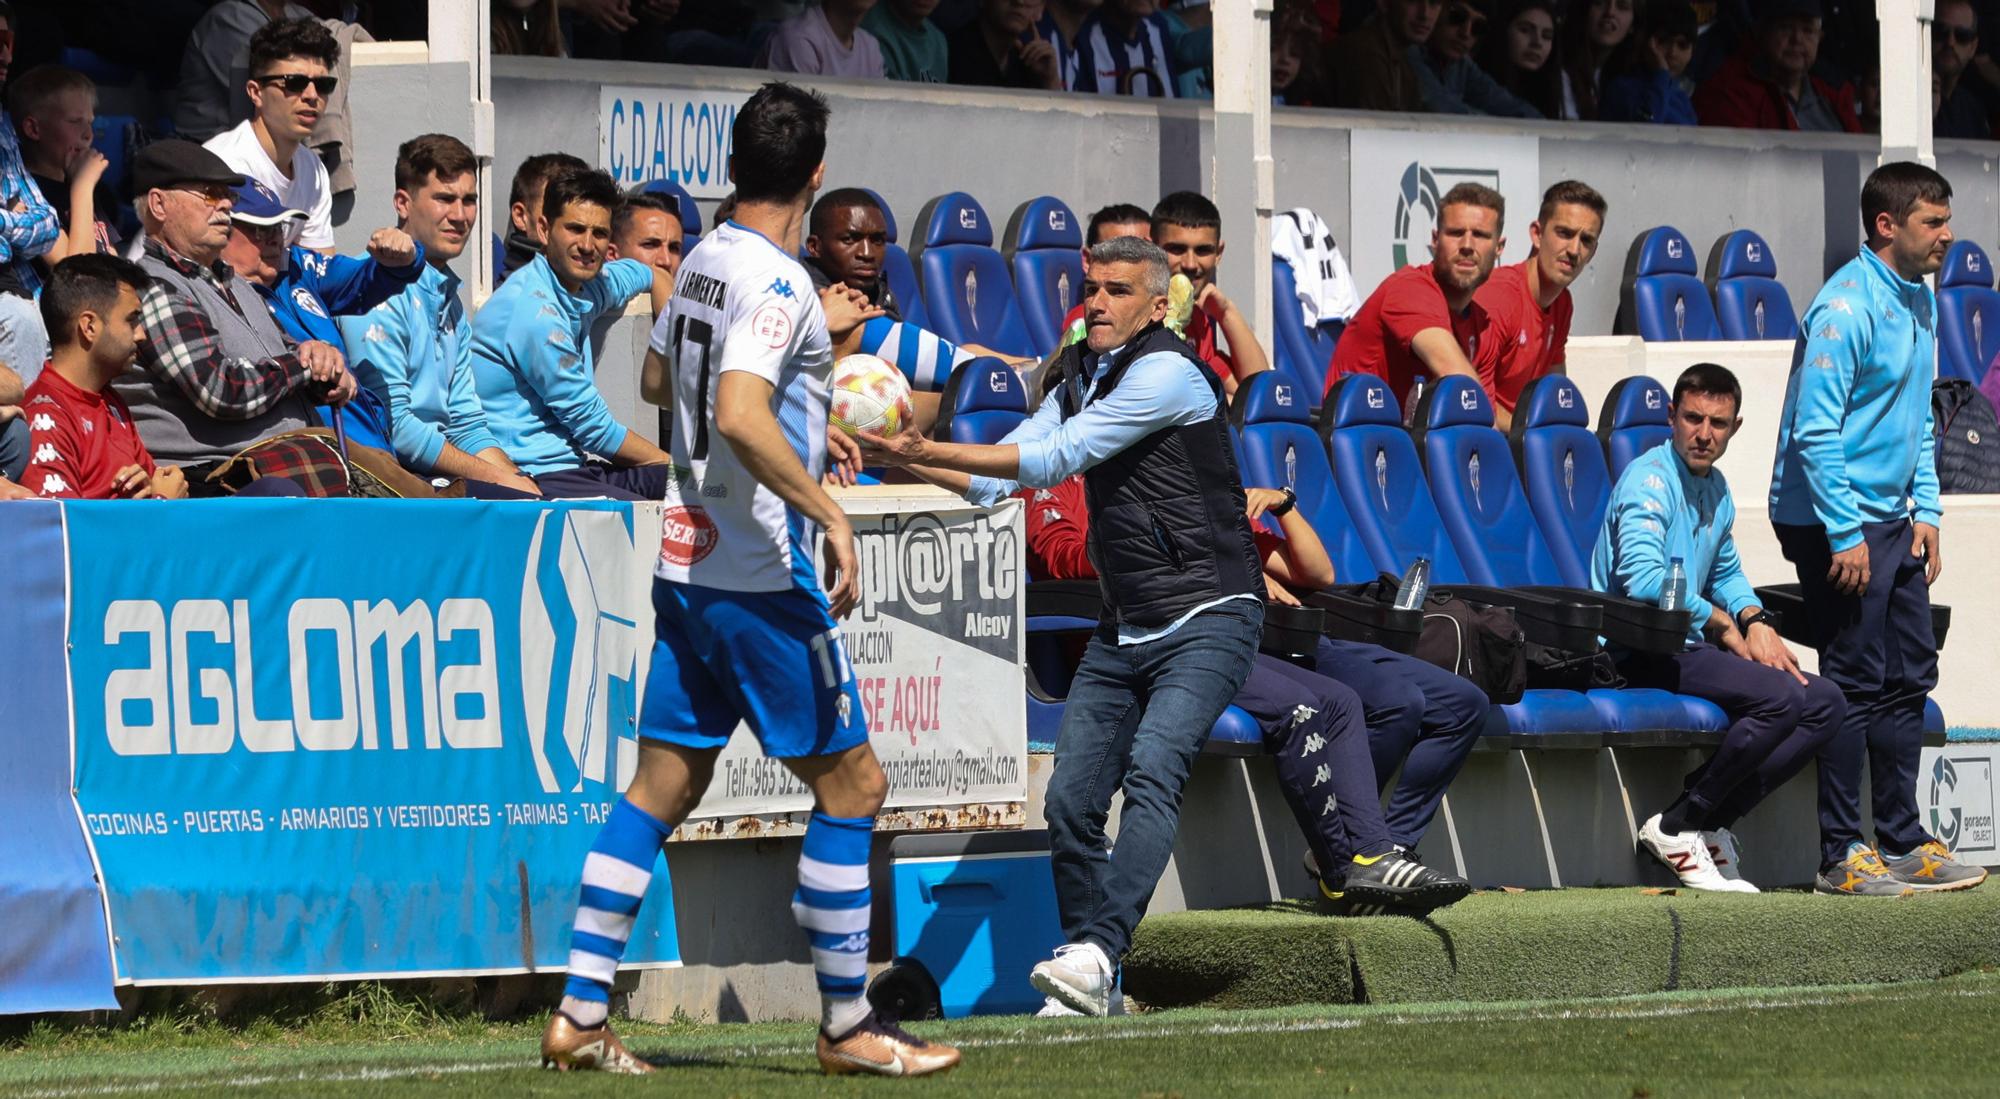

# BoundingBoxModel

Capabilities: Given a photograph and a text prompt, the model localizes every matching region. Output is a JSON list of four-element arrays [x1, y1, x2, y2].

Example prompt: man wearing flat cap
[[111, 138, 356, 495]]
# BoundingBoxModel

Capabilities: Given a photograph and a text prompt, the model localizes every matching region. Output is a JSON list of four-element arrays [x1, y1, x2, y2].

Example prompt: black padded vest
[[1057, 323, 1264, 631]]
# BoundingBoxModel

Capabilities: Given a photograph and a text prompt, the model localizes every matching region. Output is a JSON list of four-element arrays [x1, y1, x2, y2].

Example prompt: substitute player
[[539, 83, 962, 1077]]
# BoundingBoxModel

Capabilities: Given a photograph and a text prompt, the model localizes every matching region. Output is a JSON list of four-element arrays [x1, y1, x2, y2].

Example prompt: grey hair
[[1086, 236, 1171, 296]]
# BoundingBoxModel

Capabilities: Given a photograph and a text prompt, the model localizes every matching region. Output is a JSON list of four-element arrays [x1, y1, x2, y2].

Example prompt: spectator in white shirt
[[202, 17, 340, 251], [759, 0, 888, 77]]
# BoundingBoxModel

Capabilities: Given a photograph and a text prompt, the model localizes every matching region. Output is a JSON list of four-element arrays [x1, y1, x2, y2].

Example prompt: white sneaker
[[1702, 828, 1760, 893], [1034, 995, 1084, 1018], [1030, 942, 1114, 1017], [1638, 813, 1739, 892]]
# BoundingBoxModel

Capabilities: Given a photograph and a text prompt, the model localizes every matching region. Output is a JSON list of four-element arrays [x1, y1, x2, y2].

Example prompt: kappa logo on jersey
[[291, 287, 329, 319], [751, 303, 792, 349], [659, 505, 720, 567], [765, 277, 797, 300], [32, 443, 58, 464]]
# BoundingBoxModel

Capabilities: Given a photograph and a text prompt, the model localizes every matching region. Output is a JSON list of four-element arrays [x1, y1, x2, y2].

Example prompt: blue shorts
[[638, 579, 870, 758]]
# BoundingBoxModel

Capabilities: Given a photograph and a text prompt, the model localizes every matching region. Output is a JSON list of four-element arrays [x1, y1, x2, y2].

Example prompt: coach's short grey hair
[[1086, 237, 1171, 297]]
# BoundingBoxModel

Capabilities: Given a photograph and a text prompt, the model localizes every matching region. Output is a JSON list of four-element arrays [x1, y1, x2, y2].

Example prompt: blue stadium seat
[[862, 187, 930, 332], [917, 192, 1035, 358], [59, 47, 141, 87], [1415, 376, 1568, 587], [940, 357, 1028, 444], [1007, 197, 1084, 357], [1597, 375, 1672, 483], [1270, 257, 1330, 405], [638, 178, 702, 254], [1709, 230, 1799, 341], [1231, 371, 1373, 580], [1322, 375, 1467, 580], [1628, 226, 1721, 341], [1510, 376, 1610, 589], [1937, 240, 2000, 383]]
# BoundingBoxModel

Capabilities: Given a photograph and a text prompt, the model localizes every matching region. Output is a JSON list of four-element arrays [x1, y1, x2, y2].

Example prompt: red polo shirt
[[1325, 264, 1498, 407], [20, 367, 156, 499], [1472, 261, 1572, 414]]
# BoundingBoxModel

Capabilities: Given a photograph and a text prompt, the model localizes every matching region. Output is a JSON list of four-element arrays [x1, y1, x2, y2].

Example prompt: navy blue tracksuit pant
[[1776, 519, 1940, 868], [1618, 643, 1845, 832]]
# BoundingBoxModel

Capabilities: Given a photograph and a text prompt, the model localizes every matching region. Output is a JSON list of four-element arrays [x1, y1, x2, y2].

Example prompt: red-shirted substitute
[[1471, 261, 1573, 414], [20, 366, 157, 499], [1325, 264, 1499, 406]]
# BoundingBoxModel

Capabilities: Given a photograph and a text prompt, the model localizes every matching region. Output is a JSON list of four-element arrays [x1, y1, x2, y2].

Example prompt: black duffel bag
[[1358, 576, 1527, 705]]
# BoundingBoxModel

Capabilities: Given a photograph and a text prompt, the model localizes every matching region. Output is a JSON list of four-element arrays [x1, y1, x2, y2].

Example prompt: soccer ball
[[830, 354, 914, 438]]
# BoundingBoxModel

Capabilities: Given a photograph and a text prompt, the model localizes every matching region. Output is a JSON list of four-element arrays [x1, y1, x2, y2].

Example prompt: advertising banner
[[689, 494, 1028, 829], [64, 500, 678, 983], [1921, 745, 2000, 866], [0, 503, 118, 1013], [599, 86, 752, 198], [1347, 130, 1541, 293]]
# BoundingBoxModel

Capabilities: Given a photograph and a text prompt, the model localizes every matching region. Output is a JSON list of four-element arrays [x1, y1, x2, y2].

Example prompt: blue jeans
[[1045, 600, 1262, 961]]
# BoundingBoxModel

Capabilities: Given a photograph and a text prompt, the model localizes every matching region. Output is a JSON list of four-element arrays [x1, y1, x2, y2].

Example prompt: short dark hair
[[7, 65, 95, 125], [394, 133, 477, 192], [1861, 162, 1952, 241], [1671, 362, 1743, 415], [1537, 179, 1607, 224], [1442, 181, 1505, 225], [247, 17, 340, 76], [730, 82, 830, 204], [541, 166, 621, 225], [509, 152, 588, 211], [713, 192, 737, 230], [40, 254, 150, 349], [1151, 191, 1221, 235], [809, 187, 881, 237], [1641, 0, 1698, 43], [614, 190, 680, 238], [1086, 202, 1151, 245]]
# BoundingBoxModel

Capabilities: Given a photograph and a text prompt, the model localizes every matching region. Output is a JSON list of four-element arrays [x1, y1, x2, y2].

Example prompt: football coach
[[861, 235, 1265, 1016]]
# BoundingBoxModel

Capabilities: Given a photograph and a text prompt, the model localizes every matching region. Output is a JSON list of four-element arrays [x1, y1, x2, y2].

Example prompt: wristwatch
[[1269, 487, 1297, 517], [1738, 608, 1779, 634]]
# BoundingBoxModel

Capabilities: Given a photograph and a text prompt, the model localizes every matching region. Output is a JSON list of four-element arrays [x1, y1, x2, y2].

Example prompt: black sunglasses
[[253, 72, 338, 97], [1446, 6, 1489, 33], [1936, 25, 1977, 45]]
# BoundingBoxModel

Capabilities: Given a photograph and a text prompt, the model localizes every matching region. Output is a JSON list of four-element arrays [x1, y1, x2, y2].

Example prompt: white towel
[[1272, 208, 1360, 326]]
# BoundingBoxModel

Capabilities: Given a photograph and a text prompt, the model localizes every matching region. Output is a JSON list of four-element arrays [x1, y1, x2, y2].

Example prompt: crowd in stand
[[1, 1, 1996, 137]]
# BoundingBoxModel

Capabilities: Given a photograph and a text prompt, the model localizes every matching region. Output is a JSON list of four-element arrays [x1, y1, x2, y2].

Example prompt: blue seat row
[[1626, 226, 1799, 342], [1938, 239, 2000, 384]]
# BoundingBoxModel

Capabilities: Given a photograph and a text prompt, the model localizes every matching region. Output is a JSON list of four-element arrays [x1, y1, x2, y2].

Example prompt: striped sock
[[792, 810, 875, 1036], [560, 797, 671, 1025]]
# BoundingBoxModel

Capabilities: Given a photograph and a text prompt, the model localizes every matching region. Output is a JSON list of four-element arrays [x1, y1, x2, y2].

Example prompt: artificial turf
[[6, 973, 2000, 1096], [1123, 885, 2000, 1009]]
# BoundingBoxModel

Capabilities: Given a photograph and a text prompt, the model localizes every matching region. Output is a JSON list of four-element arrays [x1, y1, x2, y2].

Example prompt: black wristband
[[1269, 487, 1297, 517], [1738, 608, 1778, 633]]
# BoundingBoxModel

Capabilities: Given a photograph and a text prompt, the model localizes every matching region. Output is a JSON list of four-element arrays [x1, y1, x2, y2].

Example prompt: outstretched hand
[[856, 426, 930, 468]]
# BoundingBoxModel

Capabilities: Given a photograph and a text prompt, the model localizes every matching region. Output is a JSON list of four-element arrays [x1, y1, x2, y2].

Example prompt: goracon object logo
[[1392, 160, 1502, 269], [1932, 756, 1961, 851]]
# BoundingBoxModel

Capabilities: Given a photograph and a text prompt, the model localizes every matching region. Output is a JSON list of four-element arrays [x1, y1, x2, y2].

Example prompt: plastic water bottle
[[1660, 556, 1687, 612], [1404, 374, 1428, 428], [1394, 556, 1432, 611]]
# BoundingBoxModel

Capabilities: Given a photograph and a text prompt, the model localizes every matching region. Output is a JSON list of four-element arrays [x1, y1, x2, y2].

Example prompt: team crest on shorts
[[659, 506, 719, 566], [836, 693, 852, 727]]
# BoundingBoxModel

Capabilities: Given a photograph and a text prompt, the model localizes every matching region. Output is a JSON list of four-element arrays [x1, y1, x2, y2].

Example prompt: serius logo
[[100, 596, 504, 757], [1049, 209, 1067, 232], [958, 207, 978, 231], [1275, 384, 1293, 407], [1557, 387, 1574, 409], [1666, 236, 1685, 260], [1459, 388, 1478, 411], [1746, 242, 1763, 263], [852, 513, 1020, 622], [1645, 389, 1663, 410], [1367, 387, 1385, 410], [522, 509, 653, 795]]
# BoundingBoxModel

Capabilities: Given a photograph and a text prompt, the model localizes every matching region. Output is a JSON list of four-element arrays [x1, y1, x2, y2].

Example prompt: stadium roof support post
[[1878, 0, 1936, 168], [429, 0, 497, 302], [1211, 0, 1276, 357]]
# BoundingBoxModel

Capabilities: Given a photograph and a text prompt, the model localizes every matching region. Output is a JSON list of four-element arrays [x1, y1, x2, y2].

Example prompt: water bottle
[[1660, 556, 1687, 612], [1404, 374, 1429, 428], [1394, 556, 1432, 611]]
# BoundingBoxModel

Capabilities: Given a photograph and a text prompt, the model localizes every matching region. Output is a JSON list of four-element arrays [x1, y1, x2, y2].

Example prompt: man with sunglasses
[[203, 17, 341, 252], [1933, 0, 1990, 140]]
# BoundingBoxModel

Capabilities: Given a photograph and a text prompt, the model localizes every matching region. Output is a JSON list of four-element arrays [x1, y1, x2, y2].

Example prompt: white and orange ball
[[829, 354, 914, 438]]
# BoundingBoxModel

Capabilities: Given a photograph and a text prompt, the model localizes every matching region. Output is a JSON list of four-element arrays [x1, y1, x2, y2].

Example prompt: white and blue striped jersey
[[650, 221, 834, 592], [856, 316, 973, 392]]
